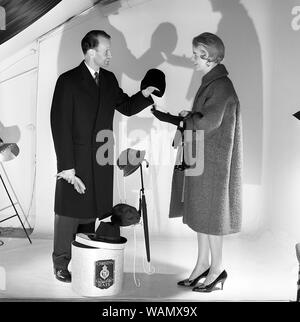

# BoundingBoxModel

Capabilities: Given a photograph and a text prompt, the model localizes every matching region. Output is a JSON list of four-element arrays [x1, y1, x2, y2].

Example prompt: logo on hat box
[[95, 259, 114, 289]]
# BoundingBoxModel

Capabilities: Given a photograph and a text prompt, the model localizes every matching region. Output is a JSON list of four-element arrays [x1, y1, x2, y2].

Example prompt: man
[[50, 30, 156, 282]]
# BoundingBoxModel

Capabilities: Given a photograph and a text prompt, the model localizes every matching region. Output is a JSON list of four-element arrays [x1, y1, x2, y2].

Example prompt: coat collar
[[78, 61, 100, 100], [201, 64, 228, 87]]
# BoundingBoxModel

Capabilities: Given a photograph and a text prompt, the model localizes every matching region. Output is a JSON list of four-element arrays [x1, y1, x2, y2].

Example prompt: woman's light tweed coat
[[169, 64, 242, 235]]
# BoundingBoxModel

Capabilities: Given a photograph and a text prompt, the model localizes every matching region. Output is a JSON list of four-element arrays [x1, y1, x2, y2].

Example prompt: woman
[[152, 32, 242, 292]]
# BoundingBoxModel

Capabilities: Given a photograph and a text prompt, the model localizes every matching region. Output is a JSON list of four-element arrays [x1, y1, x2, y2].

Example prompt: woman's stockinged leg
[[189, 232, 210, 279], [202, 234, 224, 285]]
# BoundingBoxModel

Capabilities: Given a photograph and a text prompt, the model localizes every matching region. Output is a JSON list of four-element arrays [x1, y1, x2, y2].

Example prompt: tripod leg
[[0, 163, 32, 229], [297, 267, 300, 302], [0, 174, 32, 244]]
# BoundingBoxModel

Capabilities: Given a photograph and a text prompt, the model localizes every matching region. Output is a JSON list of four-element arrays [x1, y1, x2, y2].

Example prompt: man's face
[[92, 36, 112, 68]]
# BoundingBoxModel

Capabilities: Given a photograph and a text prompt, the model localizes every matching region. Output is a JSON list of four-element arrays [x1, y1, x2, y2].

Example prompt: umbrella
[[117, 148, 151, 262]]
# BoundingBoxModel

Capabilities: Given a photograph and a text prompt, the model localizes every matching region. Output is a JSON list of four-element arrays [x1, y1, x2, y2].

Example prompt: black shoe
[[54, 268, 71, 283], [177, 268, 210, 287], [192, 270, 227, 292]]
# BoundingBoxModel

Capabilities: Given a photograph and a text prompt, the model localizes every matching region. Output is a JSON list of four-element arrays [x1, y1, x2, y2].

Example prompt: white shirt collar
[[84, 61, 99, 77]]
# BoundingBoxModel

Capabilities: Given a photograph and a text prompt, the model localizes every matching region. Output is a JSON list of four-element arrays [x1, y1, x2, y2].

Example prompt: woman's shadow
[[163, 0, 263, 185], [211, 0, 263, 185]]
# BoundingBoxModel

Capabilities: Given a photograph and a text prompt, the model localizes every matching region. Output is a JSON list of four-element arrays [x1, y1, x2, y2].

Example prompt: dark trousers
[[52, 214, 95, 270]]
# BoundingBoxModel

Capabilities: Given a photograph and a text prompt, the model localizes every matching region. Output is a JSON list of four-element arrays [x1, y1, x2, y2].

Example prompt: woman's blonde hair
[[192, 32, 225, 64]]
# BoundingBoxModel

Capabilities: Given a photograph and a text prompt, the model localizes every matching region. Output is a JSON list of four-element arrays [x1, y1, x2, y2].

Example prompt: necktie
[[94, 71, 99, 86]]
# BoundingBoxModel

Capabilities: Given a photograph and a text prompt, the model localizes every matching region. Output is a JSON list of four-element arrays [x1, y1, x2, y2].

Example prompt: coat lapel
[[79, 61, 99, 101], [192, 64, 229, 110]]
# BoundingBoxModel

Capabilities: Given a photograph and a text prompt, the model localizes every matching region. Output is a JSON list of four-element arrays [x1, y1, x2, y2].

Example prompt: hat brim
[[123, 164, 140, 177], [89, 234, 127, 244], [118, 149, 146, 177]]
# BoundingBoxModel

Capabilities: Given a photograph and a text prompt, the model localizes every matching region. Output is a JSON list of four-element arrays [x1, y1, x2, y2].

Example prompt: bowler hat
[[90, 221, 127, 244], [117, 148, 145, 177], [140, 68, 166, 97], [111, 203, 141, 226]]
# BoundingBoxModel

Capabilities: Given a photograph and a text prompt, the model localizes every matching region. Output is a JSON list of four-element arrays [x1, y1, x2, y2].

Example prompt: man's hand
[[142, 86, 160, 98], [73, 176, 86, 194], [56, 168, 76, 184], [56, 169, 86, 194]]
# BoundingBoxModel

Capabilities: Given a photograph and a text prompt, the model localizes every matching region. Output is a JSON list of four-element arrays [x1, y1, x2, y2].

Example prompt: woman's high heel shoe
[[177, 268, 210, 287], [192, 270, 227, 292]]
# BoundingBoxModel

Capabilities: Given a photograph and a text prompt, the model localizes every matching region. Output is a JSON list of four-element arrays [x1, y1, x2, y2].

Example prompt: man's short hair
[[192, 32, 225, 64], [81, 30, 111, 54]]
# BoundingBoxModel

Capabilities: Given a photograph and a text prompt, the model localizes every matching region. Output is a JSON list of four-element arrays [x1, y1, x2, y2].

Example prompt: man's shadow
[[55, 2, 179, 224], [0, 122, 21, 143], [163, 0, 263, 185]]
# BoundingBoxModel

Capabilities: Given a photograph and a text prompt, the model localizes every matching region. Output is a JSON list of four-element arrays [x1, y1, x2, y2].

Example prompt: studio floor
[[0, 230, 298, 302]]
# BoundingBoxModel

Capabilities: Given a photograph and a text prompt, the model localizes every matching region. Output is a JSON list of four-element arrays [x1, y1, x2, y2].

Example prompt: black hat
[[111, 203, 141, 226], [90, 222, 127, 244], [140, 68, 166, 97], [117, 148, 145, 177]]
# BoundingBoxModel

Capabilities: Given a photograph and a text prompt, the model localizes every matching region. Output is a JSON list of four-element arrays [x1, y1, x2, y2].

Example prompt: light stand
[[0, 140, 32, 244], [296, 243, 300, 302]]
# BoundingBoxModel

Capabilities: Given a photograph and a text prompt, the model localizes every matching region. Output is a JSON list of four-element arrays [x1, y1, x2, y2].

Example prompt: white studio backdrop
[[0, 43, 38, 230], [0, 0, 300, 248], [34, 0, 268, 238]]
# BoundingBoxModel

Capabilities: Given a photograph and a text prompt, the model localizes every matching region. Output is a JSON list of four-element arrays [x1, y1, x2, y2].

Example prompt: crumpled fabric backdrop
[[0, 0, 61, 45]]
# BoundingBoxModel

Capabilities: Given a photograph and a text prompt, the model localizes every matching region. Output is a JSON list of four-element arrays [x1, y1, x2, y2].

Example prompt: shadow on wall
[[211, 0, 263, 184], [0, 121, 21, 143], [54, 2, 181, 225], [155, 0, 264, 185], [53, 0, 263, 233]]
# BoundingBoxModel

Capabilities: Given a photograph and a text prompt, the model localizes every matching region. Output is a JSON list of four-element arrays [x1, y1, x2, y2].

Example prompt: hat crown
[[140, 68, 166, 97], [111, 203, 141, 226], [94, 222, 121, 243], [117, 148, 145, 177]]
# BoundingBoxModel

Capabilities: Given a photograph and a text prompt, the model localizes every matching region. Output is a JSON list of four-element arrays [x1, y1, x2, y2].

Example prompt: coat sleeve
[[185, 80, 230, 133], [50, 75, 75, 172], [112, 74, 154, 116]]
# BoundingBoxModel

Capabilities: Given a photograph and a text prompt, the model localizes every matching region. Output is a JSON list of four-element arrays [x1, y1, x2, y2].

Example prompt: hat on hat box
[[111, 203, 141, 226], [140, 68, 166, 97], [89, 222, 127, 244], [117, 148, 145, 177]]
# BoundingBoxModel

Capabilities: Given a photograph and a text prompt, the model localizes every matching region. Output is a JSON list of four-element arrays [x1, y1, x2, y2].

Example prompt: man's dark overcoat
[[51, 62, 153, 219]]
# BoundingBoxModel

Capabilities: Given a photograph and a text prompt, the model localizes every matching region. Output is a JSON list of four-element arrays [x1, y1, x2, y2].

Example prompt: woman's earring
[[206, 61, 210, 67]]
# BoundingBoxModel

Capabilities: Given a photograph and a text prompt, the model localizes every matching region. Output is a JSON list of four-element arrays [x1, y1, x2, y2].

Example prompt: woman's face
[[191, 45, 209, 72]]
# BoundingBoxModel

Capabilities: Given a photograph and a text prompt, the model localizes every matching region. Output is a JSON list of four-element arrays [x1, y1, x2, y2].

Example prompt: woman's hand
[[151, 105, 184, 126], [179, 110, 191, 118]]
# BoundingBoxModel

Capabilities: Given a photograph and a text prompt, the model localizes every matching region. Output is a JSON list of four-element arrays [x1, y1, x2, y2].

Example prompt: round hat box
[[71, 233, 127, 297]]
